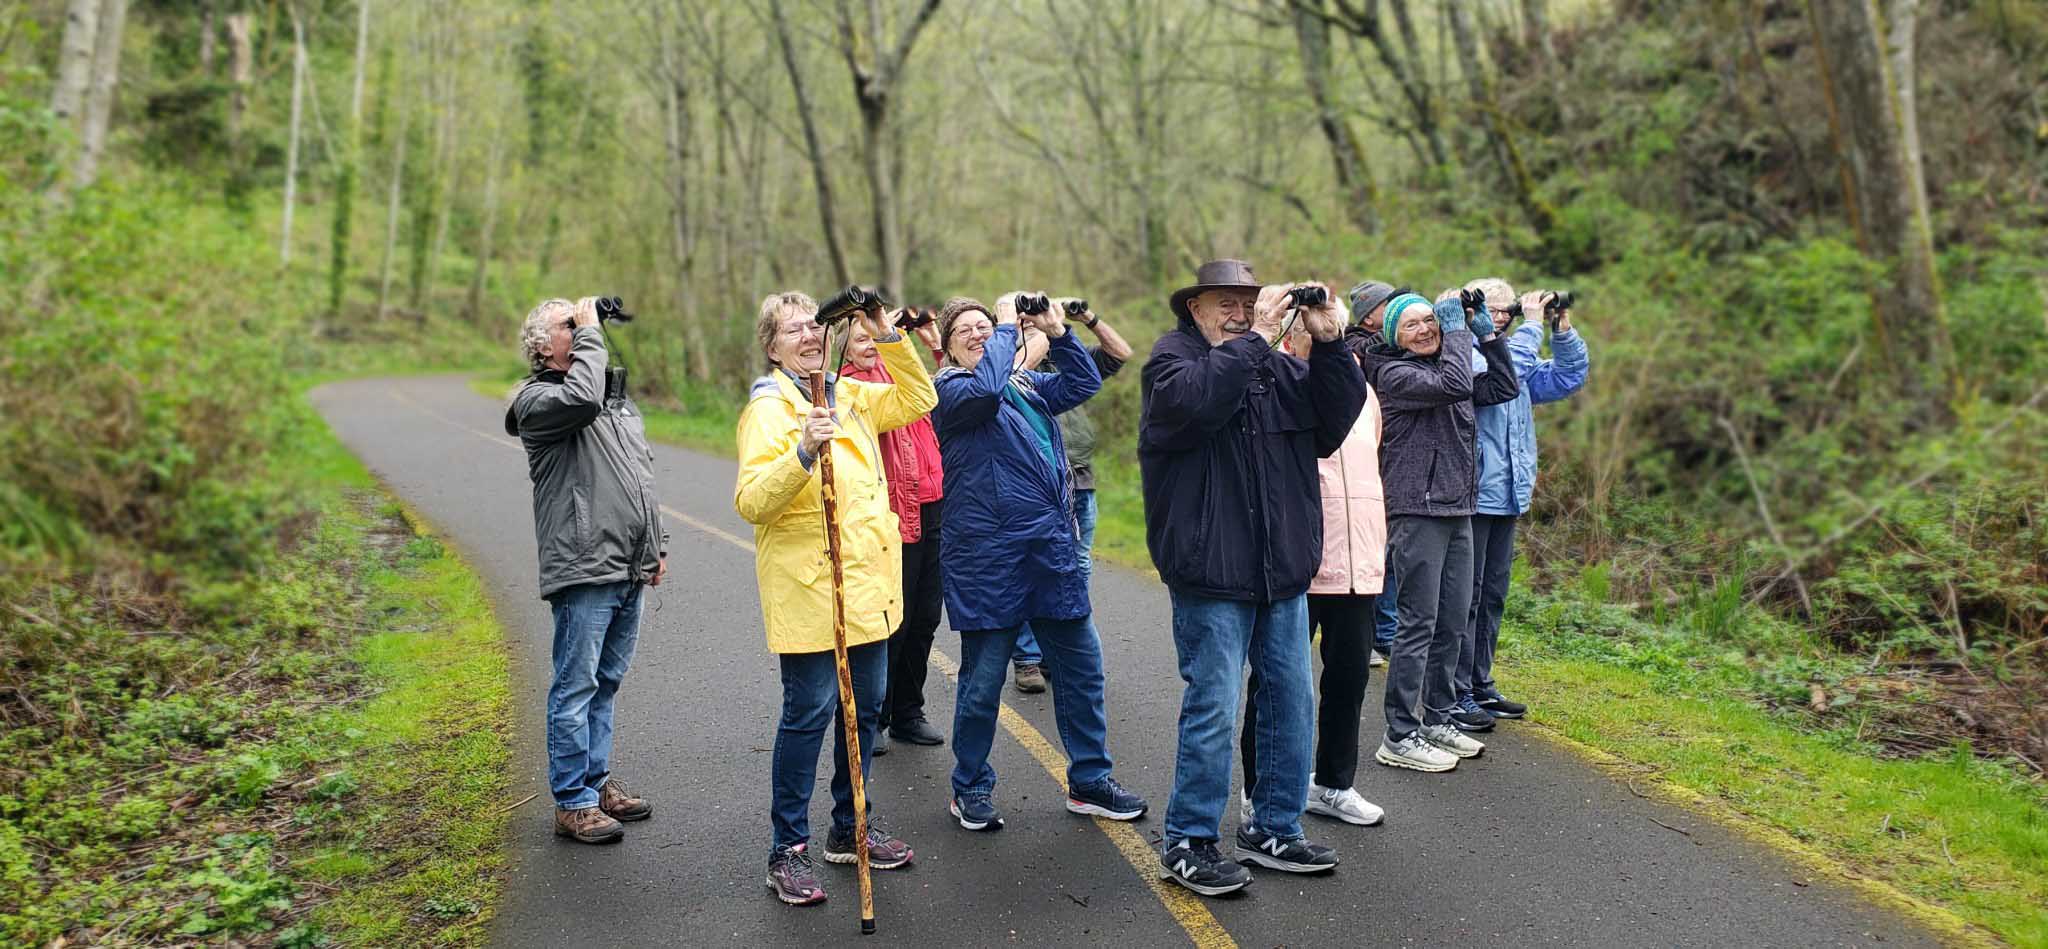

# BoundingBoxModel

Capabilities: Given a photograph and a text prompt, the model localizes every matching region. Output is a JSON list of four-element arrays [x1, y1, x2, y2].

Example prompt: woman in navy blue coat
[[931, 292, 1147, 832]]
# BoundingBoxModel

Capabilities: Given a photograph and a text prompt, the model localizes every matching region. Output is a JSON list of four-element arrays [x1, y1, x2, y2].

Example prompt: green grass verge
[[602, 389, 2044, 947], [286, 413, 512, 945]]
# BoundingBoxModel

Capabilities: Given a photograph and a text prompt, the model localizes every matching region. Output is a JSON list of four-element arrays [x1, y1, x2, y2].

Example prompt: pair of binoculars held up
[[1505, 290, 1576, 319], [814, 286, 889, 325]]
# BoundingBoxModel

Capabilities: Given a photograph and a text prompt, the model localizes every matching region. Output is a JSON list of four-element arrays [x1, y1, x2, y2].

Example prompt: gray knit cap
[[1347, 280, 1398, 326]]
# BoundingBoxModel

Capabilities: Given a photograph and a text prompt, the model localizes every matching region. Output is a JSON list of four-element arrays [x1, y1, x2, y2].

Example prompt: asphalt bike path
[[311, 375, 1939, 949]]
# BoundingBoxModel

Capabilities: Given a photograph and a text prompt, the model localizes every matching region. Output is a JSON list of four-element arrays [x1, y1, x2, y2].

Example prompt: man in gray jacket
[[505, 296, 669, 844]]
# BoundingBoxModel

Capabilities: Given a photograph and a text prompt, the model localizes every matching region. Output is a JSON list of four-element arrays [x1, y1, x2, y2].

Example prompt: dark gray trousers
[[1381, 515, 1474, 739], [1457, 513, 1518, 698]]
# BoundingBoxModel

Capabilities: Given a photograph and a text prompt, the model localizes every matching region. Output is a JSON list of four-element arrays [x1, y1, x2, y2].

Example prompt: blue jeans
[[1164, 591, 1313, 844], [1015, 489, 1096, 664], [547, 580, 644, 811], [1374, 546, 1399, 653], [952, 614, 1114, 798], [769, 641, 887, 850]]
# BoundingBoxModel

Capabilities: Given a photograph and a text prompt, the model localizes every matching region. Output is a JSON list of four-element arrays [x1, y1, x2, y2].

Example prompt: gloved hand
[[1457, 288, 1494, 336], [1433, 297, 1470, 336]]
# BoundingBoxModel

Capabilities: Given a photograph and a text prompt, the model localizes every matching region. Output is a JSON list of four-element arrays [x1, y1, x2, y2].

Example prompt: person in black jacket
[[1139, 259, 1367, 897], [1358, 290, 1518, 774]]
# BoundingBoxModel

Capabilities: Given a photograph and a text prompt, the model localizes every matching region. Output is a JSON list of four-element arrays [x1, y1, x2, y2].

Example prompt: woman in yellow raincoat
[[735, 291, 936, 906]]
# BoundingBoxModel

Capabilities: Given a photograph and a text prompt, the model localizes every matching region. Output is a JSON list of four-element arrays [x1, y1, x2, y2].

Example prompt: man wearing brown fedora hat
[[1138, 258, 1369, 896]]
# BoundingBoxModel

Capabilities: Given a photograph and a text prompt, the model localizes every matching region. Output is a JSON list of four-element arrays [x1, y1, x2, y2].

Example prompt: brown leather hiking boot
[[554, 806, 625, 844], [598, 780, 651, 822]]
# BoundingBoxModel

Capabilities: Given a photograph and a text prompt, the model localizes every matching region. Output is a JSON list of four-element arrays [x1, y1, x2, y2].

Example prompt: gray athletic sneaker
[[1420, 723, 1485, 758], [1375, 732, 1458, 772]]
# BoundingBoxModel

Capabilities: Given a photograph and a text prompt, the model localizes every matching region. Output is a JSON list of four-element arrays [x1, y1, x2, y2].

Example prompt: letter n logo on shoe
[[1262, 838, 1287, 856], [1173, 859, 1196, 878]]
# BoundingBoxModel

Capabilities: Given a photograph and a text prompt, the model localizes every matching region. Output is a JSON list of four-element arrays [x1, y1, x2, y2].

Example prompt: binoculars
[[1458, 287, 1488, 314], [895, 307, 935, 330], [1505, 289, 1575, 319], [596, 296, 634, 323], [1063, 298, 1089, 318], [1015, 293, 1051, 317], [815, 285, 888, 325], [1286, 285, 1328, 309]]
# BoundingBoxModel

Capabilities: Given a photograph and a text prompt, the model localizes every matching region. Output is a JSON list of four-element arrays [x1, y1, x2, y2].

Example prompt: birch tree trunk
[[835, 0, 943, 304], [661, 21, 712, 382], [226, 10, 254, 139], [73, 0, 129, 190], [50, 0, 98, 128], [465, 136, 504, 322], [376, 114, 407, 318], [1808, 0, 1952, 409], [281, 5, 306, 264]]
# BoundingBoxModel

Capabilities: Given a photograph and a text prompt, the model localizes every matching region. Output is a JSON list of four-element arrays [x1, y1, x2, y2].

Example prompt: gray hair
[[521, 298, 575, 371], [1463, 277, 1516, 310], [755, 291, 818, 369]]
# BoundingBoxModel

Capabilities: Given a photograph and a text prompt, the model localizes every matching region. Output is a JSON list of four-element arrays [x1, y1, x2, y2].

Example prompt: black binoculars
[[1506, 290, 1575, 319], [1458, 287, 1488, 313], [895, 307, 935, 330], [596, 297, 634, 323], [815, 285, 887, 325], [1286, 285, 1328, 309], [1016, 293, 1051, 317], [1063, 298, 1089, 318]]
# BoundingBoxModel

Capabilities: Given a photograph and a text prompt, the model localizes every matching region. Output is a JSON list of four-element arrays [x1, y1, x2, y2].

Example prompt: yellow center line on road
[[381, 382, 1236, 949]]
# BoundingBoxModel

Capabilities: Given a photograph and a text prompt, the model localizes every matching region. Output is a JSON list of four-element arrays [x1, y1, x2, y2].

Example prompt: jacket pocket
[[1422, 451, 1442, 507], [572, 488, 595, 559]]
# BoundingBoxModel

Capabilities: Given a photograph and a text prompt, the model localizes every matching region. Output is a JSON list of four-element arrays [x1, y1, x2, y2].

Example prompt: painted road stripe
[[384, 382, 1237, 949]]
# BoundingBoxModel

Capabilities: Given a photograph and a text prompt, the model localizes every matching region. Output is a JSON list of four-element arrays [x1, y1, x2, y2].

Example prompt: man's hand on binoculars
[[1023, 293, 1068, 338], [572, 296, 602, 329], [1294, 281, 1345, 343], [994, 294, 1021, 326]]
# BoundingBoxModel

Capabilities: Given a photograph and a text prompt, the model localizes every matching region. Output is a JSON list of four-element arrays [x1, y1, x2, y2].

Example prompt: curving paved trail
[[311, 375, 1939, 949]]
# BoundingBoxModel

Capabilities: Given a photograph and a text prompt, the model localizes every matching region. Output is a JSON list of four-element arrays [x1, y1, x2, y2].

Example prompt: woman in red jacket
[[841, 320, 949, 750]]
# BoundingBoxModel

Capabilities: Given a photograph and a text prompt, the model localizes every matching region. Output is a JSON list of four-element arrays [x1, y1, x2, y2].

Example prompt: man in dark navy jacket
[[1138, 259, 1367, 897]]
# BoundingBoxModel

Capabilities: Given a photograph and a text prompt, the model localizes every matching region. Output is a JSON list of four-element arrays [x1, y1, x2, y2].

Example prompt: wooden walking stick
[[807, 366, 876, 936]]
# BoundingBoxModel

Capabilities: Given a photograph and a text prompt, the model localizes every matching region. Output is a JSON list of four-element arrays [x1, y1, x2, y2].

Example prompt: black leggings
[[1241, 593, 1377, 792]]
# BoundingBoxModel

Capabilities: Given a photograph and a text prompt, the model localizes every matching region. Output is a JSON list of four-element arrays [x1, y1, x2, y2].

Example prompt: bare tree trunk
[[769, 0, 853, 287], [1326, 0, 1448, 170], [226, 10, 253, 139], [1520, 0, 1569, 123], [50, 0, 98, 131], [73, 0, 128, 190], [1885, 0, 1929, 216], [351, 0, 371, 123], [281, 4, 306, 264], [1293, 0, 1379, 233], [1808, 0, 1952, 408], [661, 18, 712, 382], [465, 136, 504, 322], [834, 0, 943, 303], [376, 113, 407, 317], [198, 1, 218, 74], [1447, 0, 1557, 240]]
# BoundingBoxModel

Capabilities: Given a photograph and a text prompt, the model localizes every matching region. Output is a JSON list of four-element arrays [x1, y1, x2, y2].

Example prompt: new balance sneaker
[[1067, 776, 1147, 821], [1421, 722, 1486, 758], [767, 843, 826, 905], [949, 793, 1004, 832], [1305, 782, 1384, 826], [1450, 696, 1497, 733], [823, 822, 915, 870], [1160, 839, 1253, 897], [1234, 826, 1339, 874], [1375, 732, 1458, 772], [1477, 688, 1527, 719]]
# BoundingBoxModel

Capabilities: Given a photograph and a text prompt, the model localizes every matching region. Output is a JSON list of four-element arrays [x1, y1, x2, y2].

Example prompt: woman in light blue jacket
[[1458, 279, 1590, 722]]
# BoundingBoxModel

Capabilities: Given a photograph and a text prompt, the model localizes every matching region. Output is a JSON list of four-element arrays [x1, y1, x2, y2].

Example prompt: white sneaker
[[1375, 733, 1458, 772], [1369, 650, 1388, 667], [1420, 723, 1486, 758], [1239, 790, 1253, 826], [1305, 782, 1384, 826]]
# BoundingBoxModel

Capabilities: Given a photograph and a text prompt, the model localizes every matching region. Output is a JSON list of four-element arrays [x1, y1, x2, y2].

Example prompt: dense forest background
[[1, 0, 2046, 940]]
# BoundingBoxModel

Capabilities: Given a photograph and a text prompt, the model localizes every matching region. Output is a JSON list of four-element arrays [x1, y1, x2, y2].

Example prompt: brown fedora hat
[[1169, 258, 1262, 323]]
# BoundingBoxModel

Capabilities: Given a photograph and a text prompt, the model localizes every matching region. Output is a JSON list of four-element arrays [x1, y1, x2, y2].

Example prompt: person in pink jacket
[[1237, 320, 1389, 828]]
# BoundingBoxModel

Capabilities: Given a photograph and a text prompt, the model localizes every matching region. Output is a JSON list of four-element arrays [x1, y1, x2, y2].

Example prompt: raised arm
[[933, 323, 1020, 439], [1305, 342, 1368, 457], [1369, 323, 1476, 412], [1139, 333, 1265, 451], [1028, 330, 1103, 416], [1508, 320, 1590, 405], [512, 327, 607, 443], [1471, 332, 1521, 407], [863, 334, 940, 433]]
